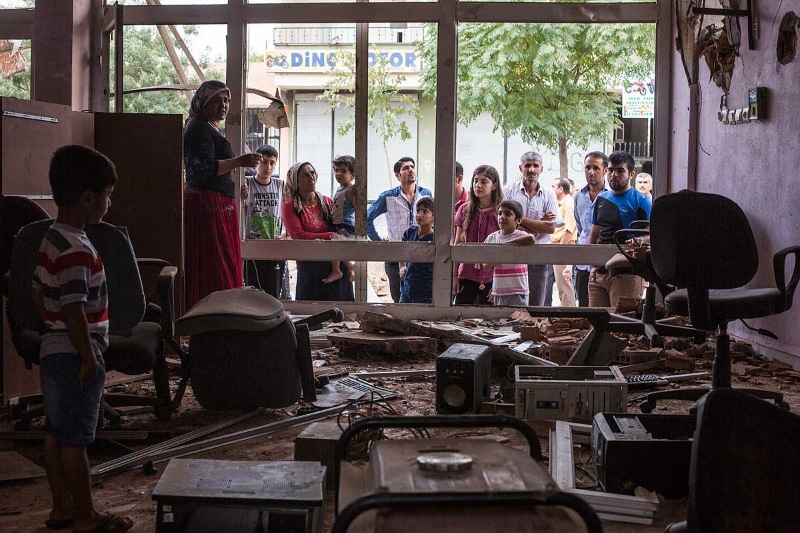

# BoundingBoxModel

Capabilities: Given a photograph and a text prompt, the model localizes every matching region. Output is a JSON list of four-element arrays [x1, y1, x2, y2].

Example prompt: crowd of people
[[183, 80, 654, 309]]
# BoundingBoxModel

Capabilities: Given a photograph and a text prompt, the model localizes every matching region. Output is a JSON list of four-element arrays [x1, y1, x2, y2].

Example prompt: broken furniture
[[175, 287, 329, 410], [152, 459, 326, 533], [639, 191, 798, 412], [665, 388, 800, 532], [592, 412, 696, 498], [334, 414, 602, 533], [6, 220, 179, 428], [604, 224, 707, 348], [515, 366, 627, 422]]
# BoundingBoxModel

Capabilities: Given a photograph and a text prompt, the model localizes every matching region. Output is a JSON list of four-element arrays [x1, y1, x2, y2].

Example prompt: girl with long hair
[[452, 164, 504, 304]]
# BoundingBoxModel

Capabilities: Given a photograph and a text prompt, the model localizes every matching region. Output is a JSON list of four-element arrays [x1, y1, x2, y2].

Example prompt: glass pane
[[120, 24, 227, 119], [0, 38, 30, 99], [439, 22, 656, 190]]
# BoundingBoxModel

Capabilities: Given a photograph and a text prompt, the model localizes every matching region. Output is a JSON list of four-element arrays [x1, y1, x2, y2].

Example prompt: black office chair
[[605, 221, 707, 347], [5, 220, 184, 428], [665, 388, 800, 532], [639, 191, 799, 413]]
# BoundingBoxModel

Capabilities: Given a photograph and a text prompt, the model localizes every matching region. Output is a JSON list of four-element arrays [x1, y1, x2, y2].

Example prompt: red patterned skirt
[[184, 186, 243, 310]]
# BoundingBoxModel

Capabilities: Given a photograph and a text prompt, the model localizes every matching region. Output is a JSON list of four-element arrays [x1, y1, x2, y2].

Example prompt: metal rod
[[92, 408, 266, 475], [94, 406, 340, 477]]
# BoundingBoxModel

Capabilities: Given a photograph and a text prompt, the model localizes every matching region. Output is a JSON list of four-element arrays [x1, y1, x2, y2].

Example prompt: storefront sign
[[622, 79, 655, 118], [265, 48, 419, 73]]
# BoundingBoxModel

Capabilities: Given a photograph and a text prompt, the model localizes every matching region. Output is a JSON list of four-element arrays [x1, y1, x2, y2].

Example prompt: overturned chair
[[176, 287, 342, 410], [5, 220, 184, 428]]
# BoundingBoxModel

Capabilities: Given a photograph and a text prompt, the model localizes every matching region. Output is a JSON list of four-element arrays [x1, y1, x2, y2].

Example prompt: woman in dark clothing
[[281, 162, 354, 302], [183, 80, 261, 309]]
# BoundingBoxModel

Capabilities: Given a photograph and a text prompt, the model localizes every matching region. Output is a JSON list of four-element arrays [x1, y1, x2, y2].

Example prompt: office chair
[[5, 219, 184, 428], [665, 388, 800, 532], [605, 221, 707, 347], [639, 191, 799, 413]]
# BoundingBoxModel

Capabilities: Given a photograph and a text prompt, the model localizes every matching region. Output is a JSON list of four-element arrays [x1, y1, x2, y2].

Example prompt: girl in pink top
[[452, 164, 504, 304]]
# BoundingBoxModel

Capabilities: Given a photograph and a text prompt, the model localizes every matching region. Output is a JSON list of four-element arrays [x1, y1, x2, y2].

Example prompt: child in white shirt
[[483, 200, 535, 307]]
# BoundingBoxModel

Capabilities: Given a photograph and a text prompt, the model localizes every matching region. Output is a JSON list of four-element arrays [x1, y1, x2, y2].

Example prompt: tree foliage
[[317, 49, 420, 185], [119, 25, 223, 119], [418, 17, 655, 178]]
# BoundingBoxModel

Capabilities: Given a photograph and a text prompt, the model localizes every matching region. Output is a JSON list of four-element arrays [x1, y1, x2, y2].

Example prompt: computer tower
[[436, 344, 491, 414], [592, 412, 696, 498]]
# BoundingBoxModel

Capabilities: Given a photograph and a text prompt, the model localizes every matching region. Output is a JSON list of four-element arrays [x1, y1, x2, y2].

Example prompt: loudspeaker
[[436, 344, 492, 414]]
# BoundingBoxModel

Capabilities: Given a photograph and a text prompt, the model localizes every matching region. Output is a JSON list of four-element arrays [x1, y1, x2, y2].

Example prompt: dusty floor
[[2, 306, 799, 532]]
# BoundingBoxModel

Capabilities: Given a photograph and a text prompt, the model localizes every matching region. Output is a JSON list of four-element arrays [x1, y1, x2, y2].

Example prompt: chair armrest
[[136, 258, 171, 269], [774, 245, 800, 313], [156, 265, 178, 340], [612, 228, 650, 262]]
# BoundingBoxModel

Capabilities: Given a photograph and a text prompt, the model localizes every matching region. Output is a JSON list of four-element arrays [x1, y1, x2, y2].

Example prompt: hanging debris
[[777, 11, 798, 65], [699, 24, 737, 94]]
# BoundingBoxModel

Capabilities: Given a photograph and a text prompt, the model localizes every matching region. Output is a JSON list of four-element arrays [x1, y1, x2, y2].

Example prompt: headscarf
[[188, 80, 231, 120], [285, 162, 332, 224]]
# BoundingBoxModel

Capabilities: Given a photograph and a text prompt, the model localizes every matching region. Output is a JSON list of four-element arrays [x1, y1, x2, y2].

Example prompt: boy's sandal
[[45, 517, 75, 529], [72, 513, 133, 533]]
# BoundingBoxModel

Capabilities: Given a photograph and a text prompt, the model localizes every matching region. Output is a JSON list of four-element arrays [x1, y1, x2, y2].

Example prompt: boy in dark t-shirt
[[400, 196, 435, 303]]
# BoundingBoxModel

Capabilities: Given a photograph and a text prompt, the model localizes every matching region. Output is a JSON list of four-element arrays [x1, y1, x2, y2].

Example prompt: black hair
[[498, 199, 524, 220], [556, 178, 571, 194], [49, 145, 117, 207], [416, 196, 435, 212], [455, 161, 463, 177], [333, 155, 356, 174], [394, 156, 415, 174], [641, 160, 653, 175], [584, 151, 609, 168], [463, 164, 503, 235], [608, 150, 635, 172], [255, 144, 279, 158]]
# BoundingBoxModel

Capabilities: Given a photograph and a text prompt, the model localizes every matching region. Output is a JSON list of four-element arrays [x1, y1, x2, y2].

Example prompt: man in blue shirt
[[367, 157, 432, 302], [573, 151, 609, 307], [588, 150, 652, 308]]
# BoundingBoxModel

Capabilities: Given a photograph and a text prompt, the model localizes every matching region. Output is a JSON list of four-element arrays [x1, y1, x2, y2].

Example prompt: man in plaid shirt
[[367, 156, 432, 302]]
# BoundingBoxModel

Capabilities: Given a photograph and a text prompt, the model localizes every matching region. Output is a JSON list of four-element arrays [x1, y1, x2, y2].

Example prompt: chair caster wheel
[[777, 401, 791, 411], [155, 406, 172, 421], [639, 400, 655, 413]]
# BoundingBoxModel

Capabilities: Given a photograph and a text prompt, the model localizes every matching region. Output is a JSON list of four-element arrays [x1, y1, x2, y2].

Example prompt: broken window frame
[[1, 0, 670, 317]]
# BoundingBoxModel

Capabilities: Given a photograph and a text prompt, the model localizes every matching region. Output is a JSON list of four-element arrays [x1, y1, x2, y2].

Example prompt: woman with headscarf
[[183, 80, 262, 309], [281, 162, 354, 302]]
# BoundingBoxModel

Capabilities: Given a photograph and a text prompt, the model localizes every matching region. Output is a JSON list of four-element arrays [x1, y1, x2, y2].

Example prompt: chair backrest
[[649, 191, 758, 290], [8, 220, 145, 335], [1, 195, 50, 275], [688, 388, 800, 532]]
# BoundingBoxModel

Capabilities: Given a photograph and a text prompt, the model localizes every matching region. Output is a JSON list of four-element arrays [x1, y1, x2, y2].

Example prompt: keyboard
[[626, 374, 670, 388]]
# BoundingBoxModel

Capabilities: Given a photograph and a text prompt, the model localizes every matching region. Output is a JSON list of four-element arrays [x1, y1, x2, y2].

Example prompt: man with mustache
[[588, 150, 651, 308], [502, 151, 562, 306]]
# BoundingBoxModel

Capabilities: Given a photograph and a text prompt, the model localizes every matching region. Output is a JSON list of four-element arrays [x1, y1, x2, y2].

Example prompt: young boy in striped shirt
[[483, 200, 535, 307], [31, 145, 132, 533]]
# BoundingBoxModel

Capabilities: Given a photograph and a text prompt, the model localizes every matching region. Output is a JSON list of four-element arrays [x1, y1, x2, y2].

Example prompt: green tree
[[119, 25, 223, 119], [418, 19, 655, 179], [317, 49, 420, 186]]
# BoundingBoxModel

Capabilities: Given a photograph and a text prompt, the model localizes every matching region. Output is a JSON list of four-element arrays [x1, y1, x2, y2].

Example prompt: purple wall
[[669, 0, 800, 364]]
